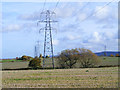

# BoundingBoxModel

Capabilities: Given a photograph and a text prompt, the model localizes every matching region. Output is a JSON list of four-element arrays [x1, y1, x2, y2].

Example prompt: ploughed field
[[2, 67, 118, 88]]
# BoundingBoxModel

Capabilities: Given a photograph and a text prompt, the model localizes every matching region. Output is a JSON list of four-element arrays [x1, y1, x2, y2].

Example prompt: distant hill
[[95, 51, 120, 56]]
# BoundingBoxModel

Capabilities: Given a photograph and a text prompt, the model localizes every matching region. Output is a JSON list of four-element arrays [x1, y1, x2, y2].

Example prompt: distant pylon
[[34, 41, 40, 57], [37, 10, 57, 69], [104, 45, 107, 56]]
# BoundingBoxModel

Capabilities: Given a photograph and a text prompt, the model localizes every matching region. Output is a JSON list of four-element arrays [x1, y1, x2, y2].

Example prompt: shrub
[[115, 54, 119, 57], [103, 57, 106, 60], [18, 55, 33, 61], [57, 48, 100, 68], [39, 54, 42, 58], [16, 57, 18, 60], [46, 55, 49, 58], [110, 54, 114, 57], [104, 52, 107, 56], [21, 55, 28, 60], [28, 57, 42, 69]]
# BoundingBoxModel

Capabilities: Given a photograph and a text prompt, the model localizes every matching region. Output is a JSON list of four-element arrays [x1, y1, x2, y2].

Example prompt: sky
[[1, 1, 118, 58]]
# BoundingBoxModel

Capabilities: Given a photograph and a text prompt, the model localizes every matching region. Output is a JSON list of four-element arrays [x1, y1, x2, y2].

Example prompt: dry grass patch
[[2, 67, 118, 88]]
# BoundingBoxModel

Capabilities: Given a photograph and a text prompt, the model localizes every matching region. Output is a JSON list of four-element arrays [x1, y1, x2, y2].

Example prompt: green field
[[2, 56, 119, 69], [99, 57, 118, 66], [2, 67, 118, 88], [0, 59, 22, 63]]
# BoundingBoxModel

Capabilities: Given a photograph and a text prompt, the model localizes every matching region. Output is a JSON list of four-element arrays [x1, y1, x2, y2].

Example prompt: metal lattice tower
[[34, 41, 41, 57], [104, 45, 107, 56], [38, 10, 57, 69]]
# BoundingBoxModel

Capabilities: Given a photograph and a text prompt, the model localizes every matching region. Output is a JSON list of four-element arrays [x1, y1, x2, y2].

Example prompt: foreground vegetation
[[2, 67, 118, 88]]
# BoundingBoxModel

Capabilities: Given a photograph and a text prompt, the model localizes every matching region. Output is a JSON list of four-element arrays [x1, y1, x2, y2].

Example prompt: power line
[[78, 2, 90, 12], [35, 0, 47, 58], [53, 0, 60, 12], [79, 0, 115, 24], [73, 2, 90, 17], [39, 0, 47, 22], [42, 0, 47, 13]]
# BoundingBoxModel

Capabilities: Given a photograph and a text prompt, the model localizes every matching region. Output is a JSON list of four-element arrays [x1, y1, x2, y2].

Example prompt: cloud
[[101, 24, 114, 29], [2, 22, 38, 33], [56, 7, 75, 18], [85, 31, 117, 46], [18, 11, 40, 21], [77, 13, 87, 21], [2, 24, 22, 32], [66, 34, 81, 41], [18, 4, 75, 21], [92, 5, 117, 29], [94, 6, 110, 19], [67, 35, 75, 40], [53, 2, 83, 19], [88, 32, 102, 43], [104, 32, 115, 39], [53, 39, 59, 46], [18, 2, 84, 21]]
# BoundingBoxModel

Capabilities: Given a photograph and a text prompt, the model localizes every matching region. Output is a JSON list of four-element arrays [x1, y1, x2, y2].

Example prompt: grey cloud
[[18, 11, 41, 21]]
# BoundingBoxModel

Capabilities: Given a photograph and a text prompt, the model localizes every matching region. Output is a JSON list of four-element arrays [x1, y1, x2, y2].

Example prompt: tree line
[[27, 48, 101, 69]]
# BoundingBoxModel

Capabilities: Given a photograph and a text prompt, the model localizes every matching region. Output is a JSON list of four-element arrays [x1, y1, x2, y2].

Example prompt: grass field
[[0, 59, 22, 63], [2, 62, 29, 69], [2, 56, 119, 69], [2, 67, 118, 88], [99, 57, 118, 66]]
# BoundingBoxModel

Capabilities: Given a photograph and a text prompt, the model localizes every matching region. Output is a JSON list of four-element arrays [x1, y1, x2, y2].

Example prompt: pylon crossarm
[[38, 20, 58, 23]]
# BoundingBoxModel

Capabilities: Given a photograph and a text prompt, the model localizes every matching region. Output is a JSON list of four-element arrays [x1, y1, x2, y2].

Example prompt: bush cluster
[[110, 54, 120, 57], [57, 48, 100, 68], [28, 57, 42, 69], [17, 55, 33, 61]]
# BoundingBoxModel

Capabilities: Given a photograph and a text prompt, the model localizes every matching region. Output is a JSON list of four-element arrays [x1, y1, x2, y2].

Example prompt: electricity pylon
[[37, 10, 57, 69], [34, 41, 40, 57], [104, 45, 107, 56]]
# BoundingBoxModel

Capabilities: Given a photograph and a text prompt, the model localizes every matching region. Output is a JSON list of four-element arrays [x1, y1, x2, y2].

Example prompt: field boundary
[[2, 65, 119, 71], [1, 88, 119, 90]]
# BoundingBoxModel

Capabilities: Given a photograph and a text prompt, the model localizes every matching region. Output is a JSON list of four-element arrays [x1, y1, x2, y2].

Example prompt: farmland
[[99, 56, 118, 66], [2, 56, 119, 88], [2, 56, 119, 69], [2, 67, 118, 88], [0, 59, 22, 63]]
